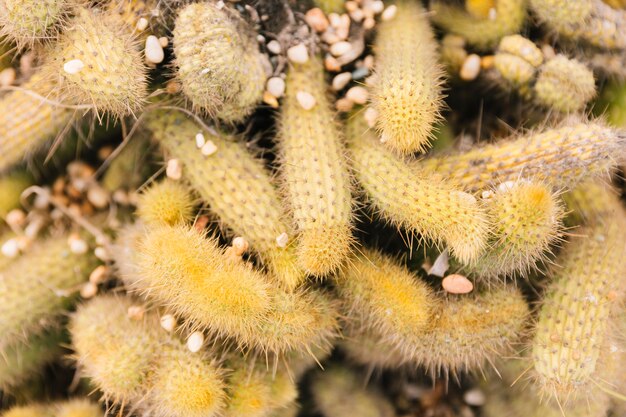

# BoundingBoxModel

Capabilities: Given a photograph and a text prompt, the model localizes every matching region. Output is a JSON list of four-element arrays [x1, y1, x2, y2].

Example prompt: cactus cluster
[[1, 0, 626, 416]]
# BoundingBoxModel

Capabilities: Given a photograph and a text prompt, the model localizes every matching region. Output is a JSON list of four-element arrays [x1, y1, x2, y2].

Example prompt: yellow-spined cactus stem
[[419, 122, 623, 192], [531, 221, 626, 403], [71, 295, 227, 416], [44, 7, 148, 117], [0, 330, 64, 391], [54, 399, 102, 417], [136, 224, 272, 349], [0, 75, 74, 174], [0, 0, 77, 48], [0, 405, 49, 417], [146, 109, 304, 290], [310, 365, 395, 417], [0, 170, 32, 219], [370, 0, 443, 155], [346, 113, 489, 264], [431, 0, 527, 49], [173, 2, 266, 122], [494, 34, 543, 86], [467, 181, 564, 279], [136, 180, 195, 227], [533, 55, 596, 112], [0, 234, 97, 349], [278, 56, 353, 276], [106, 0, 159, 35], [335, 249, 434, 354], [530, 0, 626, 50]]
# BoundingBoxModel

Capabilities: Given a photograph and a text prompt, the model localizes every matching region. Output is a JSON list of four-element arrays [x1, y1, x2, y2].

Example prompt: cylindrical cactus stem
[[277, 55, 353, 276], [136, 180, 196, 227], [463, 180, 565, 280], [1, 400, 102, 417], [493, 34, 544, 87], [145, 109, 305, 290], [310, 365, 395, 417], [70, 295, 227, 416], [531, 219, 626, 403], [0, 0, 79, 48], [0, 74, 74, 174], [0, 170, 32, 219], [0, 233, 98, 349], [0, 330, 65, 391], [418, 122, 624, 192], [370, 0, 444, 155], [43, 6, 148, 118], [431, 0, 527, 49], [173, 2, 266, 123], [346, 112, 489, 264], [530, 0, 626, 50]]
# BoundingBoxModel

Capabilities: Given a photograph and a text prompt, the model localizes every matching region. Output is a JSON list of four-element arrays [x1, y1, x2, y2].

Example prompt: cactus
[[1, 400, 102, 417], [145, 109, 305, 290], [173, 2, 266, 122], [370, 0, 443, 155], [530, 0, 626, 50], [419, 122, 623, 192], [43, 6, 148, 117], [101, 132, 154, 193], [0, 74, 74, 174], [278, 55, 353, 276], [0, 170, 32, 219], [464, 180, 565, 279], [0, 233, 97, 349], [346, 113, 489, 264], [533, 56, 596, 112], [71, 295, 227, 416], [431, 0, 527, 49], [493, 34, 544, 86], [136, 180, 196, 227], [310, 365, 395, 417]]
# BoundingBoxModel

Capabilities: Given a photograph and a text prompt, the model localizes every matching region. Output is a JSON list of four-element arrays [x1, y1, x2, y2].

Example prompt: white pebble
[[460, 54, 481, 81], [370, 0, 385, 14], [127, 305, 145, 320], [1, 238, 20, 258], [464, 388, 486, 406], [160, 314, 177, 332], [94, 246, 110, 262], [296, 91, 316, 110], [267, 40, 282, 54], [0, 68, 16, 87], [87, 185, 109, 209], [195, 132, 206, 148], [80, 282, 98, 299], [276, 232, 289, 248], [5, 209, 26, 228], [216, 0, 225, 9], [232, 236, 249, 256], [364, 106, 378, 128], [481, 190, 494, 199], [428, 249, 449, 277], [266, 77, 286, 98], [332, 72, 352, 91], [381, 4, 397, 20], [201, 140, 218, 156], [136, 17, 149, 31], [330, 41, 351, 57], [166, 158, 182, 180], [68, 234, 88, 255], [187, 331, 204, 352], [345, 86, 368, 104], [159, 36, 169, 48], [498, 181, 516, 193], [63, 59, 84, 75], [145, 35, 165, 64], [287, 43, 309, 64]]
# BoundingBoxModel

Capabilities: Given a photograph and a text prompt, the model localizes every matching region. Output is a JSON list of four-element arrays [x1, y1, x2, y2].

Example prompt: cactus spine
[[370, 0, 444, 155], [173, 2, 266, 122], [346, 113, 489, 264], [145, 109, 305, 290], [419, 122, 623, 192], [278, 55, 353, 276]]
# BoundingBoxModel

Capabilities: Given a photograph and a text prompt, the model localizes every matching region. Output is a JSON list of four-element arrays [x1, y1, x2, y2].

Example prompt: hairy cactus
[[136, 180, 195, 227], [173, 2, 266, 122], [347, 113, 489, 264], [431, 0, 527, 49], [494, 34, 544, 86], [419, 122, 623, 192], [370, 0, 444, 155], [145, 109, 304, 290], [1, 400, 102, 417], [278, 55, 353, 276], [0, 170, 31, 219]]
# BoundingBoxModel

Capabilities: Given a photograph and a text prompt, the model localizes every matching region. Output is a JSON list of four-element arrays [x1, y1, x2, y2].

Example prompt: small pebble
[[127, 305, 145, 320], [346, 86, 368, 104], [5, 209, 26, 228], [463, 388, 486, 406], [0, 68, 16, 87], [460, 54, 481, 81], [332, 72, 352, 91], [263, 91, 279, 108], [498, 181, 516, 193], [276, 232, 289, 248], [305, 8, 330, 32], [336, 14, 351, 39], [80, 282, 98, 299], [381, 4, 397, 20], [329, 13, 342, 28], [1, 238, 20, 258], [267, 77, 286, 98], [166, 158, 182, 180], [324, 55, 342, 71], [364, 107, 378, 128], [136, 17, 149, 31], [63, 59, 84, 75], [330, 41, 352, 57], [87, 185, 109, 209], [351, 66, 369, 80], [481, 55, 495, 69], [266, 40, 282, 54], [89, 265, 108, 284], [335, 97, 354, 112], [287, 43, 309, 64], [160, 314, 177, 332], [195, 132, 206, 148], [232, 236, 249, 256], [428, 249, 449, 277], [481, 190, 494, 199], [296, 91, 316, 110], [68, 234, 89, 255], [370, 0, 385, 14], [158, 36, 169, 48], [201, 141, 218, 156], [145, 35, 165, 64], [442, 274, 474, 294], [350, 8, 364, 22], [187, 331, 204, 352], [363, 17, 375, 29], [345, 1, 358, 12], [94, 246, 110, 261]]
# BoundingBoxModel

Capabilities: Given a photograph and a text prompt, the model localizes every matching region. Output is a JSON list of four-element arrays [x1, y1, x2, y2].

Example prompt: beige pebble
[[80, 282, 98, 299], [296, 91, 316, 110], [89, 265, 108, 284], [1, 238, 20, 258], [158, 36, 169, 48], [345, 1, 358, 12], [335, 97, 354, 112], [460, 54, 481, 81], [332, 72, 352, 90], [329, 12, 342, 28], [145, 35, 165, 64], [63, 59, 84, 75], [94, 246, 110, 262], [287, 43, 309, 64], [232, 236, 249, 256], [68, 233, 89, 255], [195, 132, 206, 148], [346, 86, 368, 104], [266, 40, 282, 54], [541, 44, 556, 60], [201, 140, 218, 156], [363, 55, 375, 69], [481, 55, 495, 69], [160, 314, 177, 332], [187, 331, 204, 352], [5, 209, 26, 228], [442, 274, 474, 294], [337, 14, 351, 39], [0, 68, 16, 87], [498, 181, 516, 193], [363, 17, 375, 29], [305, 8, 329, 32], [324, 55, 341, 71], [276, 232, 289, 248], [481, 190, 494, 199], [321, 30, 341, 45], [381, 4, 397, 20], [463, 389, 486, 406], [350, 8, 364, 22], [330, 41, 352, 57], [363, 106, 378, 128], [370, 0, 385, 14], [127, 305, 145, 320], [427, 249, 449, 277], [136, 17, 149, 31], [263, 91, 279, 108], [267, 77, 286, 97], [166, 158, 182, 180], [87, 185, 109, 209]]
